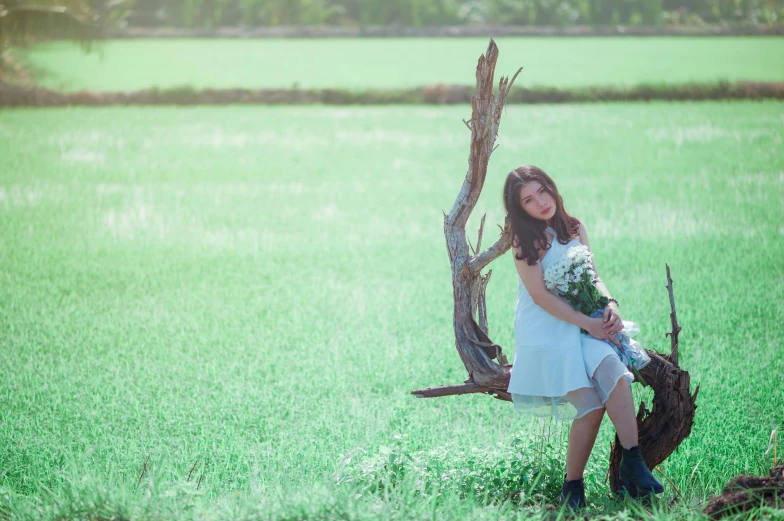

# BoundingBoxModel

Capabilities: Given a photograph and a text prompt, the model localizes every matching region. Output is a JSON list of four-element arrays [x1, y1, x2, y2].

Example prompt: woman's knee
[[583, 407, 605, 425]]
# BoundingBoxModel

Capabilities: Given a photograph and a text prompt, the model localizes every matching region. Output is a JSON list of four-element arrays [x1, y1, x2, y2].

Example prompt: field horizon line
[[2, 80, 783, 107]]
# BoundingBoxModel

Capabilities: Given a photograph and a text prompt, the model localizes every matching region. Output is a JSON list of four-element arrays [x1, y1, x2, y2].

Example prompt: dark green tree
[[0, 0, 132, 81]]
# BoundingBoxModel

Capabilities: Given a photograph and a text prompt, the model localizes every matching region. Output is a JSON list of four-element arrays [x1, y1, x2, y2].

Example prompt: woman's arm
[[512, 246, 592, 330], [578, 222, 623, 333], [512, 236, 622, 346]]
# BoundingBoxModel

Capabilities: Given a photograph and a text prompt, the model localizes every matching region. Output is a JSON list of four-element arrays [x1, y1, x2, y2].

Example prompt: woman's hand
[[602, 303, 623, 335], [584, 317, 623, 348]]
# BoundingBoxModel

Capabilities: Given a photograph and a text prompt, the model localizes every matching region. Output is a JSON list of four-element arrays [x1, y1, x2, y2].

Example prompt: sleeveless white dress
[[506, 226, 634, 421]]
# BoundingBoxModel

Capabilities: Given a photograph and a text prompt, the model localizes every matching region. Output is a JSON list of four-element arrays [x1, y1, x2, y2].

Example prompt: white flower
[[565, 245, 592, 267]]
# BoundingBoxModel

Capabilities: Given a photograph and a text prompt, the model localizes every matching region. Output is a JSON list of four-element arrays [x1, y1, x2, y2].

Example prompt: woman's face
[[518, 181, 556, 222]]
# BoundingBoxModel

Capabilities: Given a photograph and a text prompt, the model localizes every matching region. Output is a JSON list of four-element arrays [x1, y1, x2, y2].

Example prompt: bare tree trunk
[[606, 265, 699, 493], [421, 39, 520, 399]]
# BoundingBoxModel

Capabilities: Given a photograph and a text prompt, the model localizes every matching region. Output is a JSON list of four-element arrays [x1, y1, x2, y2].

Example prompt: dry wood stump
[[703, 464, 784, 519]]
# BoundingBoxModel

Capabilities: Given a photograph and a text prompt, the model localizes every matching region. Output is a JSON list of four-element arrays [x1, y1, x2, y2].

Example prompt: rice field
[[17, 36, 784, 92], [0, 100, 783, 520]]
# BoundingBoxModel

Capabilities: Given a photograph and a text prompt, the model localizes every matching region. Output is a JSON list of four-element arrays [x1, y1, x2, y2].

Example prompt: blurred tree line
[[1, 1, 130, 78], [126, 0, 782, 27], [0, 0, 780, 77]]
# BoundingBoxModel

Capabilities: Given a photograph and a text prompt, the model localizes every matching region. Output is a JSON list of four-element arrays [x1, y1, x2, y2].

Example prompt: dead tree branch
[[606, 265, 698, 493], [665, 263, 682, 367], [416, 39, 519, 393]]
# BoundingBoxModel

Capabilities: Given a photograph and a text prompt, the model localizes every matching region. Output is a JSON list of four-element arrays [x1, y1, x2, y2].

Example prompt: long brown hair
[[502, 165, 581, 266]]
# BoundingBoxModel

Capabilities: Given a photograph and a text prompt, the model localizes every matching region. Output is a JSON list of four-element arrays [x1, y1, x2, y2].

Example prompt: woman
[[503, 165, 664, 510]]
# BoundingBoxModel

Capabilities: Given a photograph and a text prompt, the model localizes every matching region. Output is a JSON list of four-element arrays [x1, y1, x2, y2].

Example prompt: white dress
[[506, 226, 634, 421]]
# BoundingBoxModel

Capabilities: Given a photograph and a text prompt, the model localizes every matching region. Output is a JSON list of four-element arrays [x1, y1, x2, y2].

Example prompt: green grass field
[[1, 101, 783, 520], [17, 37, 784, 92]]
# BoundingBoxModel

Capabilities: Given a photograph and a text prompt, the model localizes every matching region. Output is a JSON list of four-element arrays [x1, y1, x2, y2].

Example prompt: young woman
[[503, 165, 664, 510]]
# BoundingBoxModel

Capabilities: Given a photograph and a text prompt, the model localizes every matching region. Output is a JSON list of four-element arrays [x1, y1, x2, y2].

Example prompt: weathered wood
[[665, 263, 682, 367], [468, 218, 513, 274], [412, 382, 510, 400], [607, 351, 700, 493], [436, 39, 520, 389], [703, 464, 784, 519], [606, 265, 698, 493]]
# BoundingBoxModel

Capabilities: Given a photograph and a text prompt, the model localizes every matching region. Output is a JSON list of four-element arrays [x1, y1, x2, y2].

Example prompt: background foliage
[[0, 0, 130, 76], [125, 0, 783, 27]]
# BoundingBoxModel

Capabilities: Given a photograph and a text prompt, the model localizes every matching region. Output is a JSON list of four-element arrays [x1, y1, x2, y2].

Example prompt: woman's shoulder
[[512, 232, 549, 264], [576, 221, 588, 245]]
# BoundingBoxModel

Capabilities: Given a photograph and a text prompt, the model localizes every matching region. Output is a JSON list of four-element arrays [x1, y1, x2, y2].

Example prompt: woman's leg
[[586, 354, 639, 450], [566, 407, 604, 480], [603, 376, 639, 449]]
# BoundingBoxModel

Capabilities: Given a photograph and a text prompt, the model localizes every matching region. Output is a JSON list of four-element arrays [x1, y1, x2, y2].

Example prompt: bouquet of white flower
[[543, 244, 650, 385], [543, 244, 609, 323]]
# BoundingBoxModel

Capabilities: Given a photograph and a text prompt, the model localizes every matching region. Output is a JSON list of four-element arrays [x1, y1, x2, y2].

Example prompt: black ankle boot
[[618, 445, 664, 497], [559, 473, 587, 510]]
